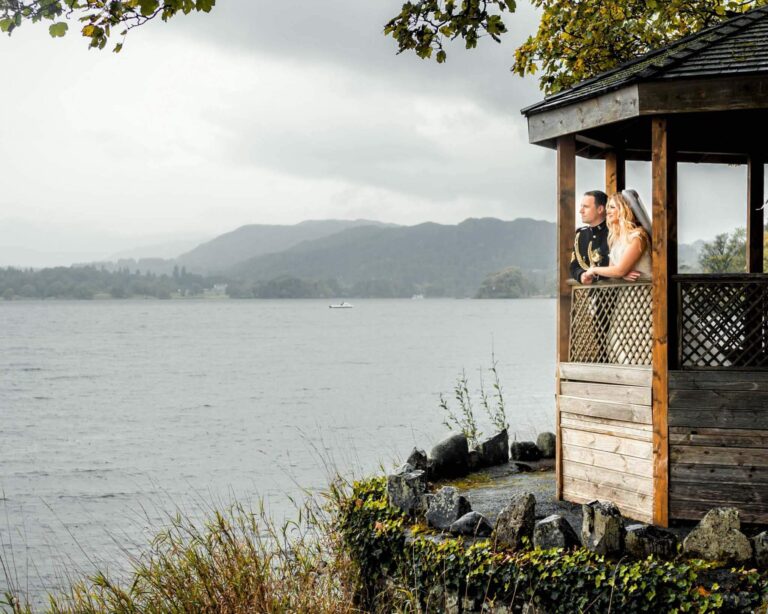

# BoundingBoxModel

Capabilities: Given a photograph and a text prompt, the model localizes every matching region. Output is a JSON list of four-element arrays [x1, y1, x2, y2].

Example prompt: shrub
[[338, 477, 768, 613]]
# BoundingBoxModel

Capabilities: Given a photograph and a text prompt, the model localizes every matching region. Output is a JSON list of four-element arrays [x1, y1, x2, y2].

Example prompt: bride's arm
[[587, 237, 645, 279]]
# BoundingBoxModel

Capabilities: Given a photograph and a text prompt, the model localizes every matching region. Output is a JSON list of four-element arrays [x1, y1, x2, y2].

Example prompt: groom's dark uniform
[[570, 221, 610, 283]]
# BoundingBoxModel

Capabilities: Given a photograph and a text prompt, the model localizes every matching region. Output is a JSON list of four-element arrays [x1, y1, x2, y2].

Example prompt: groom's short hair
[[584, 190, 608, 209]]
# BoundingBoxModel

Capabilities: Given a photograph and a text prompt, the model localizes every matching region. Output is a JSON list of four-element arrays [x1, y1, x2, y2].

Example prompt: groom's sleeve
[[570, 232, 586, 282]]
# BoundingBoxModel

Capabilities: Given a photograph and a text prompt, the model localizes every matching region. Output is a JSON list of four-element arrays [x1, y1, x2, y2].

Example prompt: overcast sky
[[0, 0, 752, 266]]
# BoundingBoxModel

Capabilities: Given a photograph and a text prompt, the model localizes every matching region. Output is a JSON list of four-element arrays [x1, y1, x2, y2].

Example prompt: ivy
[[339, 477, 768, 612]]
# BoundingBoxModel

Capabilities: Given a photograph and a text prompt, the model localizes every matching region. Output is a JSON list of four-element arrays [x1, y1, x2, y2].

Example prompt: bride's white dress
[[607, 231, 652, 364], [609, 230, 652, 277]]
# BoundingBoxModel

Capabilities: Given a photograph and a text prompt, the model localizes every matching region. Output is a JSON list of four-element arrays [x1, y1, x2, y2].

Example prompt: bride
[[586, 190, 651, 281]]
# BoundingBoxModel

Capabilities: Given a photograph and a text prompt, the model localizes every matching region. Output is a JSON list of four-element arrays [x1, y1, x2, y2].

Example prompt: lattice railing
[[677, 275, 768, 369], [569, 281, 652, 365]]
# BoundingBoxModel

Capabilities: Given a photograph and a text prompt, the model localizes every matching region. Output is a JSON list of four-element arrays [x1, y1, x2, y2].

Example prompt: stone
[[509, 441, 542, 462], [536, 432, 556, 458], [449, 511, 493, 537], [753, 531, 768, 568], [493, 492, 535, 550], [683, 507, 752, 564], [581, 500, 624, 556], [475, 429, 509, 467], [386, 463, 427, 516], [468, 449, 482, 471], [406, 447, 428, 473], [426, 486, 472, 531], [430, 433, 470, 479], [625, 524, 679, 559], [533, 514, 581, 550]]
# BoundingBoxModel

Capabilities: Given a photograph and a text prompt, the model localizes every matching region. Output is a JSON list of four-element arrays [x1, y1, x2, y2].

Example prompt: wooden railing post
[[556, 135, 576, 501], [747, 154, 764, 274], [651, 118, 676, 527], [605, 150, 626, 195]]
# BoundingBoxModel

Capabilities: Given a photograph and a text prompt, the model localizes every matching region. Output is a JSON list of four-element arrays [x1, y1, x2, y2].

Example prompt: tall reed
[[2, 485, 363, 614]]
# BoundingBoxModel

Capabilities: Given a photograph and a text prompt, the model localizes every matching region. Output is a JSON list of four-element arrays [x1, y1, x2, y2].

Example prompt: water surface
[[0, 298, 555, 600]]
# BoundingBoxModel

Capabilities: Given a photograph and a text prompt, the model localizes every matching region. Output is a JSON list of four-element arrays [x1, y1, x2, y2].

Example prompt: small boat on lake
[[329, 301, 354, 309]]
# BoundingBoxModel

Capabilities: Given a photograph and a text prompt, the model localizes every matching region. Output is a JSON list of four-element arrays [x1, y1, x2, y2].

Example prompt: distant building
[[203, 283, 228, 297]]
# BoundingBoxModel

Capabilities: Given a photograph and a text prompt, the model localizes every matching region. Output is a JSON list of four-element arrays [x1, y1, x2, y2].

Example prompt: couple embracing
[[570, 189, 652, 285]]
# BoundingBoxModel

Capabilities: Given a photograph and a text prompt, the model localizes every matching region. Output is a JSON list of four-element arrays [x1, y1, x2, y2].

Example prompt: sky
[[0, 0, 753, 266]]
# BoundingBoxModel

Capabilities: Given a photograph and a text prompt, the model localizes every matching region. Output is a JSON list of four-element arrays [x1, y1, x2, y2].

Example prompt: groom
[[570, 190, 610, 285]]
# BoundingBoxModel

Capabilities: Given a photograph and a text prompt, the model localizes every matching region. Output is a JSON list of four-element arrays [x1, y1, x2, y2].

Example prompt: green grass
[[1, 486, 363, 614]]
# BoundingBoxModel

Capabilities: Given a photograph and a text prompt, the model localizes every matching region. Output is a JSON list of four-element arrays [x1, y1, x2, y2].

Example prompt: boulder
[[510, 441, 542, 462], [386, 463, 427, 516], [683, 507, 752, 564], [625, 524, 679, 559], [406, 447, 428, 473], [449, 511, 493, 537], [426, 487, 472, 531], [533, 514, 581, 550], [536, 432, 556, 459], [430, 433, 470, 479], [581, 500, 624, 556], [753, 531, 768, 568], [468, 450, 482, 471], [475, 429, 509, 467], [493, 493, 535, 551]]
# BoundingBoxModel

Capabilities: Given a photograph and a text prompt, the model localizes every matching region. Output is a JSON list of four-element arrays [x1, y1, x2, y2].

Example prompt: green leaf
[[48, 22, 68, 37], [0, 17, 13, 33], [138, 0, 159, 17]]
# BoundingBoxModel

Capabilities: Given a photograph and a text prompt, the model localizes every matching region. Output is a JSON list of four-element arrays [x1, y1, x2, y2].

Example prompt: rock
[[406, 447, 428, 473], [625, 524, 678, 559], [581, 500, 624, 556], [753, 531, 768, 568], [468, 449, 482, 471], [493, 492, 535, 550], [533, 514, 580, 550], [386, 463, 427, 516], [536, 432, 556, 458], [449, 511, 493, 537], [426, 487, 472, 531], [475, 429, 509, 467], [430, 433, 470, 479], [683, 507, 752, 564], [509, 441, 542, 462]]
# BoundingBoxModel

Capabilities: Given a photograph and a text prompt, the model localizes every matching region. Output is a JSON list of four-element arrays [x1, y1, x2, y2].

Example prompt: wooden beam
[[605, 150, 626, 195], [640, 75, 768, 115], [747, 154, 765, 274], [651, 117, 676, 527], [527, 85, 640, 144], [555, 135, 576, 501]]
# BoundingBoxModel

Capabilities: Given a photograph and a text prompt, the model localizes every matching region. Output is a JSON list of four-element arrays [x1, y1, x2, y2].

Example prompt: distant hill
[[177, 219, 395, 274], [228, 218, 557, 297]]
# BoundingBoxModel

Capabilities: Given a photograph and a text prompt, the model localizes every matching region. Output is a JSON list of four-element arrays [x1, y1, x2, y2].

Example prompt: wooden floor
[[558, 362, 654, 523], [669, 370, 768, 523]]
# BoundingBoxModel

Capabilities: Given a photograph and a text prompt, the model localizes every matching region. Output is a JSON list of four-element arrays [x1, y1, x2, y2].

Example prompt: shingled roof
[[522, 5, 768, 116]]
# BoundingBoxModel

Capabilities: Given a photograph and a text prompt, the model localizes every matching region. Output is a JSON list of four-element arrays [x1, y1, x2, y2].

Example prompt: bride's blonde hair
[[607, 192, 649, 252]]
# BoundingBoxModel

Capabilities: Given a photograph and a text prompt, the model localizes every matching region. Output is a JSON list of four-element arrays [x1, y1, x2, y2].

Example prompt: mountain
[[228, 218, 557, 297], [176, 219, 396, 274]]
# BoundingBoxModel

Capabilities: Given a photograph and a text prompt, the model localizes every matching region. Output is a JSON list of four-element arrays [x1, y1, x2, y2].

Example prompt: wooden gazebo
[[522, 6, 768, 527]]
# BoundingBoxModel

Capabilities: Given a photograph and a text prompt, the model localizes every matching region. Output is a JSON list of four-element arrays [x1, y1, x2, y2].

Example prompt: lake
[[0, 298, 555, 602]]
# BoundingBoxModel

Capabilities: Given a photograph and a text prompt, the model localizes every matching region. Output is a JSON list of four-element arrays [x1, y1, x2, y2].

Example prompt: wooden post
[[747, 154, 764, 274], [651, 118, 676, 527], [555, 135, 576, 501], [605, 150, 626, 195]]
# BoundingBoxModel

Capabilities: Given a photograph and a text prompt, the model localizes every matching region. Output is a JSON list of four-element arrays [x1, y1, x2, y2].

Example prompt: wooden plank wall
[[558, 362, 654, 523], [669, 370, 768, 523]]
